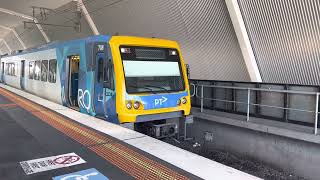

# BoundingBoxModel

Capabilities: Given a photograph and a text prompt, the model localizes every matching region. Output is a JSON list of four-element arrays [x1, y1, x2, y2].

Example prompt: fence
[[189, 79, 320, 135]]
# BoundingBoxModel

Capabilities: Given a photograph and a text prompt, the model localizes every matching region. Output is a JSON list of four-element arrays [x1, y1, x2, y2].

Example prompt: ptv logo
[[154, 96, 168, 106]]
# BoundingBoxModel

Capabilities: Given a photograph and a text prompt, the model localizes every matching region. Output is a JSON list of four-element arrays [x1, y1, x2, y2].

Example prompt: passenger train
[[0, 35, 192, 138]]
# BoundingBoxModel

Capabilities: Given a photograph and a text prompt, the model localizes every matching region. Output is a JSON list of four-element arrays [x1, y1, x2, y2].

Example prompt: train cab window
[[49, 59, 57, 83], [29, 61, 34, 79], [34, 61, 41, 80], [41, 60, 48, 82]]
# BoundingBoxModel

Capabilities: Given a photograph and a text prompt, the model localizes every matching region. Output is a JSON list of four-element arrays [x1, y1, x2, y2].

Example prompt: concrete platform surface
[[0, 84, 260, 180]]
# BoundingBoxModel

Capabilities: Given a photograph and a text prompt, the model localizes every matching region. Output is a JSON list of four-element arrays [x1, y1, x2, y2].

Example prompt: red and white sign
[[20, 153, 86, 175], [54, 155, 81, 165]]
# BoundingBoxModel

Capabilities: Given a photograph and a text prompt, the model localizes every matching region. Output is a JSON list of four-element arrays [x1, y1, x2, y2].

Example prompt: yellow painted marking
[[102, 144, 176, 180]]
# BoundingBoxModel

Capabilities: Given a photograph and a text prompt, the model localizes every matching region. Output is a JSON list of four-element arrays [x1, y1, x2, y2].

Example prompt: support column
[[77, 0, 100, 35], [225, 0, 262, 82], [0, 25, 26, 49], [11, 29, 27, 49], [1, 39, 12, 54], [0, 7, 50, 43]]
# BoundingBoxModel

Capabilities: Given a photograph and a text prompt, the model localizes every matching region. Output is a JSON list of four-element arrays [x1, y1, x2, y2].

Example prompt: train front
[[110, 36, 192, 138]]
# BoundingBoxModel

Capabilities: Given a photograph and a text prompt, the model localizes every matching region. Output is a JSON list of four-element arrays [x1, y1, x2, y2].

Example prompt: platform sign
[[52, 168, 109, 180], [20, 153, 86, 175]]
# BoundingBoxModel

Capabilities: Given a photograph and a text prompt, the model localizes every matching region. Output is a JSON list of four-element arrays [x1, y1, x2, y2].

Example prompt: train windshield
[[120, 46, 185, 94]]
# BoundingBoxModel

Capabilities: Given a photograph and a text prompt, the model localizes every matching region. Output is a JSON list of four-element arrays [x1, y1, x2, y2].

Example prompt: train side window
[[34, 60, 41, 80], [6, 63, 10, 76], [103, 60, 114, 89], [5, 63, 8, 75], [41, 60, 48, 82], [97, 58, 103, 83], [12, 63, 15, 76], [29, 61, 34, 79], [5, 63, 16, 76], [49, 59, 57, 83], [21, 61, 25, 78]]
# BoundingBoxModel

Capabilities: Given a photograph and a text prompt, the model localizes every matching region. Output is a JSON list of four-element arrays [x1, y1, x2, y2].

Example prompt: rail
[[189, 83, 320, 135]]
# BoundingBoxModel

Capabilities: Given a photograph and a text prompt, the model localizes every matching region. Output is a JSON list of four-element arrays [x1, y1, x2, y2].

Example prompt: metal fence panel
[[189, 79, 320, 130], [214, 82, 233, 111], [202, 81, 214, 109], [258, 84, 285, 119], [288, 86, 318, 124], [234, 83, 256, 114]]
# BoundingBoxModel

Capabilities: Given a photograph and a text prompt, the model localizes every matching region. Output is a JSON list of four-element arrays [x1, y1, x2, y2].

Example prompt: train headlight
[[169, 50, 177, 56], [126, 101, 132, 109], [182, 97, 187, 104], [133, 101, 140, 109], [177, 99, 181, 105], [121, 48, 131, 54]]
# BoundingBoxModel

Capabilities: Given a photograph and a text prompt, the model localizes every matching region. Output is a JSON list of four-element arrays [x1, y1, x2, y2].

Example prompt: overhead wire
[[4, 0, 126, 49], [1, 0, 99, 51]]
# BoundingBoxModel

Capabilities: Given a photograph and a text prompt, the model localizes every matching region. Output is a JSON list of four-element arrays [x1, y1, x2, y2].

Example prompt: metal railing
[[190, 83, 320, 135]]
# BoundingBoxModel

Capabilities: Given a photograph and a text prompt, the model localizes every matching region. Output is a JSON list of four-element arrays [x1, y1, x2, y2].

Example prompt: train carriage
[[0, 35, 192, 138]]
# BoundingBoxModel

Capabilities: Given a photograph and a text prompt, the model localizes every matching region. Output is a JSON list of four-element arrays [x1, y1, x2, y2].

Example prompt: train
[[0, 35, 192, 138]]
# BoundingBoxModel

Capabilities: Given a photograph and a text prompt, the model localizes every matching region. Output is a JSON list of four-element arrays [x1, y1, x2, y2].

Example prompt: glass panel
[[41, 60, 48, 82], [49, 59, 57, 83], [97, 58, 103, 83], [34, 61, 41, 80], [21, 61, 25, 78], [29, 61, 34, 79], [121, 47, 185, 94], [123, 61, 180, 77]]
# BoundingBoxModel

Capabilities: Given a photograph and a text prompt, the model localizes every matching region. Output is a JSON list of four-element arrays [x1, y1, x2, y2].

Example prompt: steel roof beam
[[0, 25, 27, 49], [77, 0, 100, 35], [225, 0, 262, 82], [0, 39, 12, 54], [0, 7, 50, 43]]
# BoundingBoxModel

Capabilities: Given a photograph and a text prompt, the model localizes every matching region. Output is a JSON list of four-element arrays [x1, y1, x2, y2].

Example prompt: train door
[[20, 60, 25, 90], [94, 52, 105, 117], [67, 55, 80, 110], [1, 62, 4, 82], [93, 43, 116, 121]]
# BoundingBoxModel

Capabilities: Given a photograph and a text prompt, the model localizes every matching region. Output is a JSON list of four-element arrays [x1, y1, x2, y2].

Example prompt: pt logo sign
[[154, 96, 167, 106]]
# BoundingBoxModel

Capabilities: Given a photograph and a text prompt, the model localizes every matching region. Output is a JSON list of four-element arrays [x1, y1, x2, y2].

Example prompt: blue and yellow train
[[0, 35, 192, 138]]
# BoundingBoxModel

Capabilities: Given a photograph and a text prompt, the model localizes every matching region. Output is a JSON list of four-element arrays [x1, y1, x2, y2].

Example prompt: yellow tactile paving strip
[[0, 103, 17, 108], [0, 88, 190, 180]]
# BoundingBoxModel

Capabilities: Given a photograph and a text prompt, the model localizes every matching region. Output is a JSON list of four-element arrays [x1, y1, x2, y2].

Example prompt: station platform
[[0, 84, 260, 180]]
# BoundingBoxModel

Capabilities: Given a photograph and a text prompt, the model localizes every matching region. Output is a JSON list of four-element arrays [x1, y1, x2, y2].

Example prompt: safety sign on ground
[[52, 168, 109, 180], [20, 152, 86, 175]]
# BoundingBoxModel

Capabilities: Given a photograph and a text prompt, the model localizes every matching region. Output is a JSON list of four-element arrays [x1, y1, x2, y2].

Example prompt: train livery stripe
[[0, 88, 189, 180]]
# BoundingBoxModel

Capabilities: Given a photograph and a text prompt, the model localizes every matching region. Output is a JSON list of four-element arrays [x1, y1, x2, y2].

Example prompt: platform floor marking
[[0, 103, 17, 108], [20, 153, 86, 175], [0, 88, 190, 180], [53, 168, 109, 180]]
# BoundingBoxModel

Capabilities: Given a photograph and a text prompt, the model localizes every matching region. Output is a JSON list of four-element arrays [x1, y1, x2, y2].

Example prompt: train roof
[[2, 35, 111, 58], [1, 35, 179, 58]]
